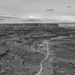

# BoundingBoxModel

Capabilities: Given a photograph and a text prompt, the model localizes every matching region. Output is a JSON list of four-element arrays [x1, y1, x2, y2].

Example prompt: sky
[[0, 0, 75, 22]]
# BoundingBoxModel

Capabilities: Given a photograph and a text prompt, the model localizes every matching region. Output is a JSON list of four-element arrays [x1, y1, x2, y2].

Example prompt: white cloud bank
[[0, 14, 75, 23]]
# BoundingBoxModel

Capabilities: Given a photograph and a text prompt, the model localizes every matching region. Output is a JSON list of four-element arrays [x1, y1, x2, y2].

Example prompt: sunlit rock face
[[48, 38, 75, 75], [54, 48, 75, 60], [51, 60, 75, 72], [15, 49, 45, 65], [49, 39, 75, 60]]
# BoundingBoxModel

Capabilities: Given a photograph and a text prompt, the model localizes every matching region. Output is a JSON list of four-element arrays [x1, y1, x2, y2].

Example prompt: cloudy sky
[[0, 0, 75, 22]]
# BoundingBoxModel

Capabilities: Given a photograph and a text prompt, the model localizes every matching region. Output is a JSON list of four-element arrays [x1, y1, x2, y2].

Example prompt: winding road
[[36, 40, 50, 75]]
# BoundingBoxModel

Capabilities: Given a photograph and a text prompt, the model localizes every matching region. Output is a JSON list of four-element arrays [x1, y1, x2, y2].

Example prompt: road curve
[[36, 40, 50, 75]]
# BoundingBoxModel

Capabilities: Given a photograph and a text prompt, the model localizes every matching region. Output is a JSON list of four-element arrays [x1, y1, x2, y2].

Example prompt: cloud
[[67, 5, 73, 8], [20, 15, 43, 22], [0, 14, 43, 23], [0, 14, 20, 21], [46, 9, 54, 11]]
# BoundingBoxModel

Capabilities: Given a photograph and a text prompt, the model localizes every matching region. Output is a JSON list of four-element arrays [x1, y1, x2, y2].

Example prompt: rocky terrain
[[0, 23, 75, 75]]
